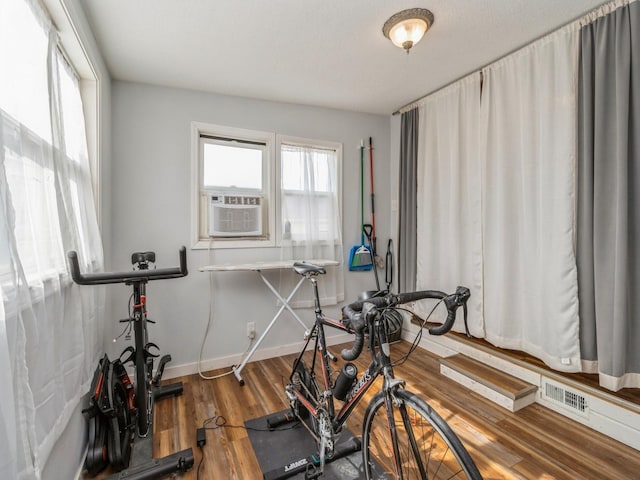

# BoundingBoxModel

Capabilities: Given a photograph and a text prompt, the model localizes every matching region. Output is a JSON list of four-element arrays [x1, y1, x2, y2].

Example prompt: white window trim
[[190, 121, 276, 249]]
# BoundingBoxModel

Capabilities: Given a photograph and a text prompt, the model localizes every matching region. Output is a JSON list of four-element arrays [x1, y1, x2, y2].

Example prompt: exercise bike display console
[[68, 247, 194, 480]]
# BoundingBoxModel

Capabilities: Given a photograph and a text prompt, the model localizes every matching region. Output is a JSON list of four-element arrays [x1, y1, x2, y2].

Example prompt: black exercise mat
[[245, 410, 388, 480]]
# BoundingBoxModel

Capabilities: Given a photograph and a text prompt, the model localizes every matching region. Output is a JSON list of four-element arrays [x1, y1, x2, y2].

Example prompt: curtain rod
[[391, 0, 633, 116], [391, 69, 481, 116]]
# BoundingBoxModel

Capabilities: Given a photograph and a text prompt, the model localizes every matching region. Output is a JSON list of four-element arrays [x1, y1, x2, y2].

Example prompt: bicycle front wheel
[[362, 389, 482, 480]]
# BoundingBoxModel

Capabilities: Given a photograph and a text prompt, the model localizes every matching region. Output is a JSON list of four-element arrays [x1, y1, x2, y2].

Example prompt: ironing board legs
[[232, 271, 307, 385]]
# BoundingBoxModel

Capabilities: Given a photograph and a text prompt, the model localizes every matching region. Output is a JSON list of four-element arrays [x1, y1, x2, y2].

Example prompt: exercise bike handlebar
[[340, 287, 471, 361], [67, 247, 188, 285]]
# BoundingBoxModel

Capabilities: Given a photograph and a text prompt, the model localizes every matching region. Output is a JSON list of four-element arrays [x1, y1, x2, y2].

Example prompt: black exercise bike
[[280, 262, 482, 480], [68, 247, 194, 480]]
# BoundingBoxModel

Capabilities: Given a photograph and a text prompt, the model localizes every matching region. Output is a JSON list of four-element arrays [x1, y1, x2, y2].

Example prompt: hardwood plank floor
[[86, 341, 640, 479]]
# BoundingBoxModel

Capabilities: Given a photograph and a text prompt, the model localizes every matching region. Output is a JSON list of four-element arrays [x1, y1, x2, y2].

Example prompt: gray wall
[[108, 81, 392, 372]]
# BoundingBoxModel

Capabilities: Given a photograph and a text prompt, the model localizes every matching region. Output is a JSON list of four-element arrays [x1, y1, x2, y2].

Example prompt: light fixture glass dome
[[383, 8, 435, 54]]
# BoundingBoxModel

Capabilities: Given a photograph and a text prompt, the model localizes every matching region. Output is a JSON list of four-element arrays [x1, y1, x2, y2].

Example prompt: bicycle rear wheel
[[362, 389, 482, 480]]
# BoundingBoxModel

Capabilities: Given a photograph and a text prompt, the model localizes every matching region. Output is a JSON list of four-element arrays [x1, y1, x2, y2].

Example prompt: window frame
[[191, 124, 343, 251], [191, 122, 276, 249]]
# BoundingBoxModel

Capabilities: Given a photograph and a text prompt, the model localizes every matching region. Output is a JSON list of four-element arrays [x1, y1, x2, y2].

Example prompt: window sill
[[192, 238, 277, 250]]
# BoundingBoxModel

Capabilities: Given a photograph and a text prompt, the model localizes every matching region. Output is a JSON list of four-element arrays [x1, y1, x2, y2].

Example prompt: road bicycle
[[282, 262, 482, 479], [68, 247, 194, 479]]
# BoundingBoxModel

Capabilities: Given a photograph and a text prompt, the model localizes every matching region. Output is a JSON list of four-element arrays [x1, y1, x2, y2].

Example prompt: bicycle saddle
[[293, 262, 326, 276]]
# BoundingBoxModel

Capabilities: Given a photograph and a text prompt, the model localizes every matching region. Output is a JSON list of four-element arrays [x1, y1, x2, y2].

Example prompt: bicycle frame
[[288, 276, 400, 437], [129, 278, 152, 436], [283, 266, 480, 480]]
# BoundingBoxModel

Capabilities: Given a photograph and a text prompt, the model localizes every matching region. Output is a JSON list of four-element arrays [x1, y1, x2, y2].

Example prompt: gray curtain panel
[[398, 108, 419, 293], [577, 1, 640, 388]]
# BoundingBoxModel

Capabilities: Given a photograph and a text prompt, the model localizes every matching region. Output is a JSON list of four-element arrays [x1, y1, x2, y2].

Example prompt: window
[[0, 0, 104, 476], [192, 123, 275, 248], [202, 139, 264, 191], [276, 136, 344, 307], [0, 1, 100, 285], [278, 136, 342, 245], [191, 124, 342, 251]]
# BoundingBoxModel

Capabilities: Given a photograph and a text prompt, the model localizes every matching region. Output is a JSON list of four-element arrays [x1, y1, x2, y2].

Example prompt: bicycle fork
[[384, 388, 429, 480]]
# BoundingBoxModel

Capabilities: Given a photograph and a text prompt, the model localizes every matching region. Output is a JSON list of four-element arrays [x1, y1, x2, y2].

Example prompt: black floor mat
[[245, 411, 388, 480]]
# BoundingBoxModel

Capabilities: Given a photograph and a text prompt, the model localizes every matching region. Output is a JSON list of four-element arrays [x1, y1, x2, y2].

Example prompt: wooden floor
[[87, 341, 640, 479]]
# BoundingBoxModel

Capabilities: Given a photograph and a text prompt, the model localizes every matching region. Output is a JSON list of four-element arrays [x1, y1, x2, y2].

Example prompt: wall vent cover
[[541, 377, 589, 417]]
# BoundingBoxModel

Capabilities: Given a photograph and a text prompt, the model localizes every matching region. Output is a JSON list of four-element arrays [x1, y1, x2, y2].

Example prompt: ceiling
[[79, 0, 609, 115]]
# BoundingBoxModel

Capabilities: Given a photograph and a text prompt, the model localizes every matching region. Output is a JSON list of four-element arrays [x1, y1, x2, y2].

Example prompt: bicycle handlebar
[[340, 286, 471, 361], [67, 247, 188, 285]]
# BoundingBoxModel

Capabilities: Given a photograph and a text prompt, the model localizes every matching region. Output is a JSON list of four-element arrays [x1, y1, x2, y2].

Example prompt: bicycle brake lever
[[453, 286, 471, 336], [455, 286, 470, 305]]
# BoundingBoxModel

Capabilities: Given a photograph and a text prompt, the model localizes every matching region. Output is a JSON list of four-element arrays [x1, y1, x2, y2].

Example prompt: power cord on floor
[[194, 414, 300, 479], [196, 444, 204, 480], [203, 414, 300, 433], [196, 427, 206, 480], [198, 238, 255, 380]]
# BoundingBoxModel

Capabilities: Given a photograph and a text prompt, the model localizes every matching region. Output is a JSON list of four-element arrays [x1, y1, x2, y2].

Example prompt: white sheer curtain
[[278, 139, 344, 307], [480, 25, 581, 371], [0, 0, 104, 477], [415, 74, 484, 336]]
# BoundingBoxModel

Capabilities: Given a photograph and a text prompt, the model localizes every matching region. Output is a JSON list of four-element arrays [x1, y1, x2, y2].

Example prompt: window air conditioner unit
[[208, 194, 263, 237]]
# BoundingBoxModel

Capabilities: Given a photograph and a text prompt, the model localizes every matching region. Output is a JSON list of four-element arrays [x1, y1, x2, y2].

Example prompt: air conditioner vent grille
[[565, 390, 588, 412], [208, 193, 263, 237], [541, 378, 589, 417], [545, 383, 564, 403]]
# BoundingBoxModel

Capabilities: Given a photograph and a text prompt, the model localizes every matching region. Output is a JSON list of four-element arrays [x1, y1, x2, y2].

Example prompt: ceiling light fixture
[[382, 8, 434, 54]]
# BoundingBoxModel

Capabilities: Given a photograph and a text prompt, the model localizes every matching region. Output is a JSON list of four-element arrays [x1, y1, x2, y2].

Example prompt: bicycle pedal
[[144, 342, 160, 358], [118, 346, 135, 365], [147, 318, 156, 324], [118, 318, 131, 323]]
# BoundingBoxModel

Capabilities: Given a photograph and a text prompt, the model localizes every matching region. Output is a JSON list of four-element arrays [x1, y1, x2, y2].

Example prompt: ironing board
[[199, 259, 340, 385]]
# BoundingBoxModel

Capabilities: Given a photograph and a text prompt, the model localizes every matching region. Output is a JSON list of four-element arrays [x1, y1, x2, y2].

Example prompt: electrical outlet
[[247, 322, 256, 339]]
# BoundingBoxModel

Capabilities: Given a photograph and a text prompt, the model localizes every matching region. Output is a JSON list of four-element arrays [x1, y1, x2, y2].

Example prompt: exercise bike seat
[[131, 251, 155, 266]]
